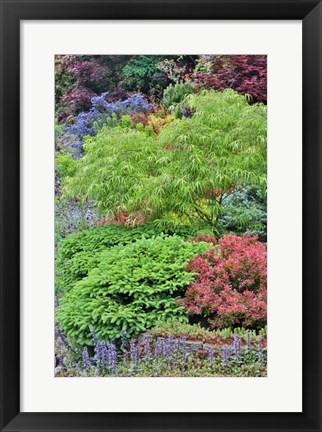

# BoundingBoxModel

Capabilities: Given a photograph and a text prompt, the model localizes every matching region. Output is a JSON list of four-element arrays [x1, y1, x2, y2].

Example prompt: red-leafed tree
[[192, 55, 267, 103]]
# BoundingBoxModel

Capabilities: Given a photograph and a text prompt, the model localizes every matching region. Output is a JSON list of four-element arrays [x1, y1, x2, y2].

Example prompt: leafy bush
[[55, 55, 105, 119], [56, 223, 197, 294], [194, 55, 225, 74], [218, 187, 267, 240], [147, 113, 175, 134], [122, 55, 170, 95], [181, 234, 267, 329], [149, 320, 267, 341], [192, 55, 267, 103], [129, 112, 176, 135], [156, 56, 197, 84], [55, 152, 77, 178], [163, 83, 194, 108], [67, 93, 151, 140], [57, 236, 212, 345], [66, 90, 267, 234]]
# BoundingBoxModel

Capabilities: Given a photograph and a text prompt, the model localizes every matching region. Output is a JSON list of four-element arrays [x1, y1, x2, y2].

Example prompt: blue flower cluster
[[67, 92, 151, 140]]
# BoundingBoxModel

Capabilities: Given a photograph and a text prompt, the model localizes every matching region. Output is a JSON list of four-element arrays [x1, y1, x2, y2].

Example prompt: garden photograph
[[54, 54, 267, 378]]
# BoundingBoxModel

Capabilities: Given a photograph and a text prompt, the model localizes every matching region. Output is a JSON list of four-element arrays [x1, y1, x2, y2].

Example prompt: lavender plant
[[57, 332, 267, 378]]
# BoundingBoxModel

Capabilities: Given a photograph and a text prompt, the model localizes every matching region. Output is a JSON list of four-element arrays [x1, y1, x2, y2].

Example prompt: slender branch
[[194, 206, 212, 224]]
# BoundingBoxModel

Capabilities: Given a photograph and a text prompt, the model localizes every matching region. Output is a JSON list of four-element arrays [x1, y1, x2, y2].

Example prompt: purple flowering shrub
[[67, 92, 152, 140], [55, 330, 267, 377]]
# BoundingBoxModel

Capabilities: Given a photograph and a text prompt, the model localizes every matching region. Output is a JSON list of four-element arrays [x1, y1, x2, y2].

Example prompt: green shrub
[[163, 83, 194, 108], [56, 152, 77, 178], [149, 320, 267, 340], [121, 55, 169, 95], [219, 187, 267, 240], [56, 236, 212, 345], [55, 223, 197, 294]]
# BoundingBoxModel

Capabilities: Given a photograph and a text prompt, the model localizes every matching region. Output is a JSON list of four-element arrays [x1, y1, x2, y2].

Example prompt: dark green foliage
[[56, 236, 212, 345], [163, 83, 194, 108], [55, 223, 197, 294], [219, 187, 267, 240], [122, 55, 170, 95]]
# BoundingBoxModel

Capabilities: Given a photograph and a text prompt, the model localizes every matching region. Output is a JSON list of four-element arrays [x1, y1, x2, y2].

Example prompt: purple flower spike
[[82, 346, 91, 372], [143, 334, 151, 360], [56, 325, 70, 349], [207, 346, 215, 361], [246, 332, 251, 350], [233, 335, 241, 357], [223, 346, 229, 367], [180, 336, 188, 361], [257, 337, 264, 363], [108, 342, 118, 375], [154, 338, 163, 359], [130, 338, 140, 366]]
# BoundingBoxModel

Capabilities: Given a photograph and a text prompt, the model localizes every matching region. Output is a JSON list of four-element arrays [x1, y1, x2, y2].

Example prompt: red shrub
[[193, 55, 267, 103], [61, 87, 95, 116], [62, 55, 105, 85], [181, 234, 267, 328]]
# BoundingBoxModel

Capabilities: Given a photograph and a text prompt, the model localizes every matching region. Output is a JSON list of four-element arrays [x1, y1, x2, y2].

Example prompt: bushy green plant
[[56, 152, 77, 178], [163, 83, 194, 108], [65, 90, 267, 235], [56, 236, 212, 345], [122, 55, 169, 95], [218, 187, 267, 240], [149, 320, 267, 340], [55, 223, 197, 294]]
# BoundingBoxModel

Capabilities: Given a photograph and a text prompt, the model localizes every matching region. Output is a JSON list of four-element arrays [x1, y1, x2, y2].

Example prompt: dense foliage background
[[55, 55, 267, 377]]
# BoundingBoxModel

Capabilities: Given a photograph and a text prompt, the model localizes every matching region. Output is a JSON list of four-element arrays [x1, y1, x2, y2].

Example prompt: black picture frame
[[0, 1, 321, 431]]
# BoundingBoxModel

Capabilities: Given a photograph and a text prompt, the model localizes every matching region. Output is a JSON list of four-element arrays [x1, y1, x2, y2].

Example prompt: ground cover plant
[[55, 54, 267, 377]]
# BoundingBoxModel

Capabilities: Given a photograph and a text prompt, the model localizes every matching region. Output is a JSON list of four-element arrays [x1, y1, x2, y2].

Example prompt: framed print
[[0, 0, 321, 431]]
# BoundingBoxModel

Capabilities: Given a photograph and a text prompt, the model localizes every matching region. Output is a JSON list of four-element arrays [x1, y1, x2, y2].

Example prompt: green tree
[[65, 90, 267, 235], [121, 55, 170, 95]]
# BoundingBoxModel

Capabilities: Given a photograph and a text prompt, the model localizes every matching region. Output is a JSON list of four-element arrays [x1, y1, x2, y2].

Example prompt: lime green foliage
[[56, 152, 77, 178], [149, 321, 267, 340], [56, 223, 197, 294], [163, 83, 194, 108], [65, 89, 266, 235], [65, 127, 155, 215], [120, 115, 133, 129], [57, 236, 212, 345]]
